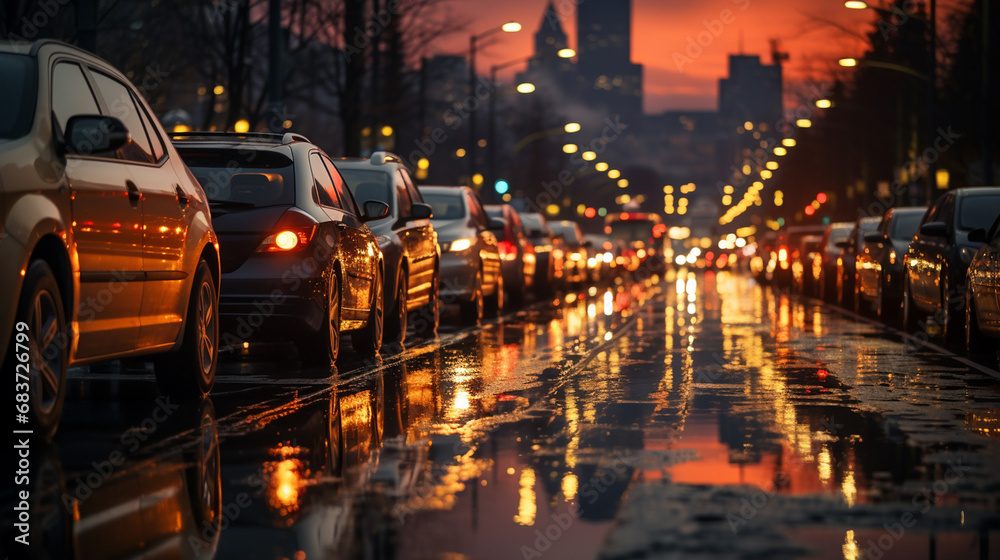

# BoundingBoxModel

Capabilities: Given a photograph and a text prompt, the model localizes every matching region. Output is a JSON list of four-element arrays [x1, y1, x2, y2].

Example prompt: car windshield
[[890, 211, 924, 240], [423, 192, 466, 220], [958, 194, 1000, 231], [179, 148, 295, 207], [0, 54, 37, 141], [341, 168, 392, 207]]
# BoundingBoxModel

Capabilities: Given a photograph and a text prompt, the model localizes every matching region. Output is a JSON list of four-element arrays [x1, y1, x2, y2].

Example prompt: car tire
[[155, 260, 218, 399], [414, 271, 440, 339], [486, 268, 504, 316], [10, 260, 68, 440], [353, 268, 384, 357], [384, 270, 407, 345], [965, 279, 991, 361], [459, 269, 484, 325], [299, 270, 341, 367], [876, 275, 898, 327]]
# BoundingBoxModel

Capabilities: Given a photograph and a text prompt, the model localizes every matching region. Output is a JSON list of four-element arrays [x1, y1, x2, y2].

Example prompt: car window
[[0, 54, 37, 140], [51, 62, 101, 137], [324, 156, 360, 216], [423, 192, 465, 220], [467, 192, 488, 228], [135, 99, 165, 160], [395, 170, 413, 217], [938, 194, 955, 231], [958, 194, 1000, 231], [309, 153, 343, 209], [890, 211, 923, 240], [341, 168, 392, 212], [179, 148, 295, 206], [89, 71, 157, 164], [399, 169, 423, 204]]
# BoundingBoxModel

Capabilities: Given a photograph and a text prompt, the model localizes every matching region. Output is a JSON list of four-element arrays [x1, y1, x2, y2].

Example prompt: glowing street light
[[501, 21, 522, 32], [782, 138, 796, 147], [796, 118, 812, 128], [516, 82, 536, 93], [844, 1, 868, 8], [582, 151, 596, 161], [608, 169, 621, 179], [839, 57, 859, 67], [564, 122, 581, 133], [562, 143, 578, 154], [557, 48, 576, 58], [815, 99, 833, 109], [595, 162, 609, 172], [773, 146, 787, 156]]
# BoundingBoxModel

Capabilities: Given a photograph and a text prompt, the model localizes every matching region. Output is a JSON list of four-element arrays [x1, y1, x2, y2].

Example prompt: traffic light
[[495, 179, 509, 194]]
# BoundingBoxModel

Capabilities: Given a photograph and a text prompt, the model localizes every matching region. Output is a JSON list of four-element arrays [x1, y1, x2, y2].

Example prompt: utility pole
[[268, 0, 283, 133]]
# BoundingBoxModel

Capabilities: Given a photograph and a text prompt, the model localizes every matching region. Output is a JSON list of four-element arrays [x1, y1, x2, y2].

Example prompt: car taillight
[[257, 208, 317, 252], [498, 240, 517, 257], [778, 247, 788, 262]]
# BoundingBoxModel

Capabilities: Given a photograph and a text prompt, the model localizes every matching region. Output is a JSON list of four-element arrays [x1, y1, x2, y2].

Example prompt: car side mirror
[[488, 217, 506, 231], [968, 228, 987, 243], [64, 115, 130, 155], [410, 203, 433, 220], [582, 240, 594, 249], [835, 240, 850, 249], [919, 221, 948, 237], [362, 200, 390, 222], [863, 232, 885, 244]]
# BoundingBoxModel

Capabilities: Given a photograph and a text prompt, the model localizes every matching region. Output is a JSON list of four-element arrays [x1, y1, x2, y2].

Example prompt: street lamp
[[486, 53, 536, 196], [469, 21, 522, 186]]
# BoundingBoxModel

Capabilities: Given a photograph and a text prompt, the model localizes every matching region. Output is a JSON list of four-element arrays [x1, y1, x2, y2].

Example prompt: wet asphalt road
[[11, 270, 1000, 560]]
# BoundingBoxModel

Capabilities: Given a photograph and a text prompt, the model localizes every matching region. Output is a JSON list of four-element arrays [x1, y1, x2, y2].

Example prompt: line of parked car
[[752, 186, 1000, 364], [0, 41, 627, 439]]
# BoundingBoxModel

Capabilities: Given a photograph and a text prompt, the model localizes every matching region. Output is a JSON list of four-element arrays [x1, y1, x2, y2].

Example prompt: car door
[[909, 198, 943, 309], [52, 60, 145, 359], [979, 219, 1000, 332], [87, 68, 189, 349], [396, 169, 436, 304], [316, 154, 378, 321]]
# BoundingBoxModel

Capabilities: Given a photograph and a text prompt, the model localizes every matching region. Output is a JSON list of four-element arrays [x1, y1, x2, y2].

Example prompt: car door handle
[[125, 180, 141, 208], [336, 223, 348, 230], [175, 185, 189, 207]]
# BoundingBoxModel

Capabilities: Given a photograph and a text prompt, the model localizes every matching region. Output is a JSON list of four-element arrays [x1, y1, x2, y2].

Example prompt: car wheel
[[486, 268, 504, 316], [299, 271, 341, 367], [459, 269, 484, 325], [353, 268, 384, 357], [384, 271, 407, 345], [188, 399, 221, 537], [155, 260, 218, 398], [875, 275, 898, 326], [11, 261, 68, 440], [413, 271, 440, 339]]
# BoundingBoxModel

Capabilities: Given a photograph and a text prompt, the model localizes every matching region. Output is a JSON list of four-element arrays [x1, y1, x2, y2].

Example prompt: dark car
[[520, 212, 564, 295], [421, 186, 504, 324], [903, 187, 1000, 341], [485, 204, 536, 305], [774, 225, 825, 289], [855, 207, 926, 322], [337, 153, 441, 343], [967, 214, 1000, 360], [172, 132, 389, 366], [836, 216, 881, 310], [0, 40, 221, 438], [817, 222, 853, 301]]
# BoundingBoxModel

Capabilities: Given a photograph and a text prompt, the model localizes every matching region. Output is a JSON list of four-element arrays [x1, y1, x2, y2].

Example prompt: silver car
[[421, 186, 504, 324]]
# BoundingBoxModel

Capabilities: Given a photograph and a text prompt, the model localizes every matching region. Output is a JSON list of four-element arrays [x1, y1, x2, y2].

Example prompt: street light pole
[[468, 22, 521, 187]]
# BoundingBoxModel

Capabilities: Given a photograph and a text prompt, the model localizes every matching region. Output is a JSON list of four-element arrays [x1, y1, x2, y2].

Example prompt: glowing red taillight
[[256, 208, 317, 252], [498, 240, 517, 257]]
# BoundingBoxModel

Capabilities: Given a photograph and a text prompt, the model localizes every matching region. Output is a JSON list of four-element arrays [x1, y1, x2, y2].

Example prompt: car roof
[[421, 185, 468, 195], [955, 186, 1000, 197]]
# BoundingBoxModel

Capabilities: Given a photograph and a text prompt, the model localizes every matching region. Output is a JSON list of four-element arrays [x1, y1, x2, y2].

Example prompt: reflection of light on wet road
[[561, 472, 578, 502], [842, 530, 860, 560], [514, 467, 536, 526]]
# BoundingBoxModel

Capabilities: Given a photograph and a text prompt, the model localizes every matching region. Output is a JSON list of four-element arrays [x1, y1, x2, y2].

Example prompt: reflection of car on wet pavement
[[337, 153, 441, 344], [421, 186, 504, 324], [173, 132, 390, 366], [0, 41, 221, 440]]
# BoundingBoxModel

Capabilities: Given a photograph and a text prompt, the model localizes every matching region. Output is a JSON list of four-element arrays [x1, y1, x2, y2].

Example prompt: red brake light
[[257, 208, 317, 252], [498, 240, 517, 257]]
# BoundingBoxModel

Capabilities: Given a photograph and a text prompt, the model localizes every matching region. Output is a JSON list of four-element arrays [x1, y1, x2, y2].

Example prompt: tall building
[[718, 54, 783, 129], [576, 0, 643, 125], [517, 1, 576, 97]]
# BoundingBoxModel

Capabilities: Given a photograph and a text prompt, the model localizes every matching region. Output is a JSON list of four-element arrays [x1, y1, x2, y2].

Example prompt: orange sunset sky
[[429, 0, 934, 113]]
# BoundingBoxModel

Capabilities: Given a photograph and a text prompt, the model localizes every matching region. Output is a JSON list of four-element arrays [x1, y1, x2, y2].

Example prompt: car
[[421, 186, 504, 323], [520, 212, 564, 296], [794, 235, 824, 296], [835, 216, 881, 310], [336, 152, 441, 343], [774, 225, 825, 289], [172, 131, 389, 366], [548, 220, 589, 286], [485, 204, 536, 306], [903, 187, 1000, 341], [855, 206, 926, 322], [0, 40, 221, 438], [750, 230, 779, 283], [817, 222, 853, 301], [967, 213, 1000, 360]]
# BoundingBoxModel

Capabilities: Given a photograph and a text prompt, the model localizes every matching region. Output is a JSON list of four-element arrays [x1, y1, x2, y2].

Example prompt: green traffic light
[[495, 179, 509, 194]]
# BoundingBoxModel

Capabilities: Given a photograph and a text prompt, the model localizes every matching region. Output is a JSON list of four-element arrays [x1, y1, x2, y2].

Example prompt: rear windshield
[[0, 54, 37, 141], [827, 227, 851, 249], [341, 168, 392, 207], [890, 211, 924, 240], [179, 148, 295, 207], [549, 223, 582, 247], [958, 194, 1000, 231], [423, 192, 466, 220]]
